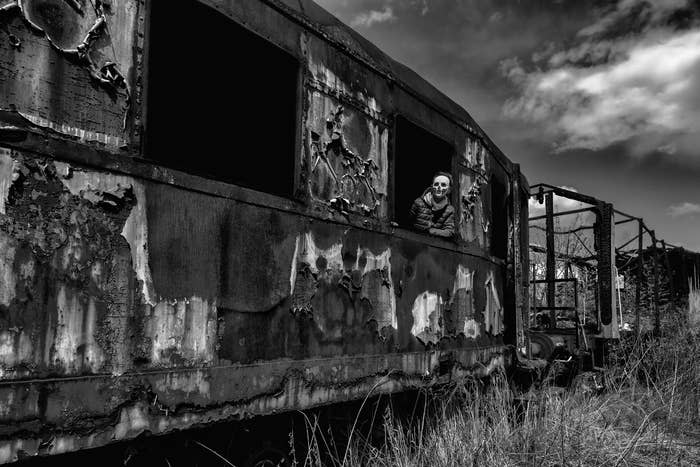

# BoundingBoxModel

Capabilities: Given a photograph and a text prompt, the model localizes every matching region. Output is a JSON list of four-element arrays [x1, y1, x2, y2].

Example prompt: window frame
[[390, 113, 459, 242], [139, 0, 304, 202]]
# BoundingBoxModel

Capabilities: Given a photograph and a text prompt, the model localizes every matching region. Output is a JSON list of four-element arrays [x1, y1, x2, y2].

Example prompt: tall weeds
[[296, 323, 700, 466]]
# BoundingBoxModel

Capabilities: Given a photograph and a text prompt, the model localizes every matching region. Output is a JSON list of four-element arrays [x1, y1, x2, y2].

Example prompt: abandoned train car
[[0, 0, 530, 462]]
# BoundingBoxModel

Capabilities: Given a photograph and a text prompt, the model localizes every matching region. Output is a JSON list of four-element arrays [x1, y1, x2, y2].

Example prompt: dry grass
[[688, 274, 700, 328], [295, 321, 700, 466]]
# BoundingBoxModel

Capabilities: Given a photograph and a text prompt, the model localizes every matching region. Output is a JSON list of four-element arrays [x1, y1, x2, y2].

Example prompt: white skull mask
[[432, 175, 450, 201]]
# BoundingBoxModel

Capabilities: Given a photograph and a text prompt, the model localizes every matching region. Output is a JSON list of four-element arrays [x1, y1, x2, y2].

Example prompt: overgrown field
[[296, 321, 700, 466]]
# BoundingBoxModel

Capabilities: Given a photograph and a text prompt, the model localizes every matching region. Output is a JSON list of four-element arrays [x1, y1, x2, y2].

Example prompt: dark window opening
[[394, 116, 454, 232], [490, 175, 509, 259], [145, 0, 298, 197]]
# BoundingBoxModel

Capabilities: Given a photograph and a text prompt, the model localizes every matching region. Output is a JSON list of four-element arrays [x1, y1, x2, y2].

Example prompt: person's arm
[[409, 199, 429, 231], [409, 198, 419, 219], [429, 208, 455, 238]]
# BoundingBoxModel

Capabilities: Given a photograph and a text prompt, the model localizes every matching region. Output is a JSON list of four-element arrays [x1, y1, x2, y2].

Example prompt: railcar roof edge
[[244, 0, 517, 174]]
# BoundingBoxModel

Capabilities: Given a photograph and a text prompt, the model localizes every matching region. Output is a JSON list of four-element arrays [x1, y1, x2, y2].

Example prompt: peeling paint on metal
[[0, 155, 142, 378], [114, 404, 150, 441], [0, 0, 134, 145], [410, 291, 443, 345], [19, 112, 127, 147], [291, 231, 339, 314], [452, 264, 473, 298], [307, 92, 388, 217], [0, 329, 30, 374], [451, 264, 479, 338], [0, 232, 16, 307], [0, 148, 18, 215], [290, 232, 343, 315], [0, 388, 14, 419], [464, 137, 487, 173], [358, 247, 397, 330], [295, 232, 344, 276], [18, 0, 104, 53], [53, 286, 104, 372], [306, 54, 385, 121], [54, 160, 132, 204], [154, 371, 211, 398], [147, 296, 217, 366], [459, 172, 483, 246], [17, 0, 132, 96], [289, 234, 300, 294], [0, 345, 508, 463], [121, 182, 155, 306], [54, 162, 156, 306], [289, 232, 397, 330], [464, 319, 480, 338], [459, 137, 493, 247], [484, 271, 503, 335]]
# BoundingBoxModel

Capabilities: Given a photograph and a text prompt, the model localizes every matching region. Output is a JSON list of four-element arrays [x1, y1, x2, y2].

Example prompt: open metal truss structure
[[529, 183, 685, 343]]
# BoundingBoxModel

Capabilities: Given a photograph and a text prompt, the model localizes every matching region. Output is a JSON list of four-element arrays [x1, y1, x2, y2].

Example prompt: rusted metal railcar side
[[0, 0, 528, 462]]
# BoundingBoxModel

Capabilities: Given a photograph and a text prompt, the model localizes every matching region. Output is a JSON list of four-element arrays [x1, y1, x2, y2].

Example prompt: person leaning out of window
[[409, 172, 455, 238]]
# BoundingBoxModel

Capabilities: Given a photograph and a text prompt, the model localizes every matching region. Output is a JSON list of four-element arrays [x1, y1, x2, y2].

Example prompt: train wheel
[[529, 333, 555, 360]]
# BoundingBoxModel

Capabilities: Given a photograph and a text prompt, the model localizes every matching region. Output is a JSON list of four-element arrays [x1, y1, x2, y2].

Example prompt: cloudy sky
[[315, 0, 700, 251]]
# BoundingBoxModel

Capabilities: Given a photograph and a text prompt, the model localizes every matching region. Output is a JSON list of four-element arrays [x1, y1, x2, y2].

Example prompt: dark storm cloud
[[502, 0, 700, 163]]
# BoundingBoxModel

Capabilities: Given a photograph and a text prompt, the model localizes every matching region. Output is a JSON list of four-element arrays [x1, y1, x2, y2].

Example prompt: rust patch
[[16, 0, 131, 100], [146, 297, 217, 368], [465, 137, 487, 173], [289, 232, 343, 315], [0, 0, 134, 144], [0, 150, 137, 378], [410, 291, 443, 345], [289, 232, 397, 332], [484, 271, 503, 335], [460, 172, 486, 224], [451, 264, 479, 338], [459, 137, 493, 246], [306, 49, 386, 123], [53, 160, 155, 306], [460, 178, 489, 247], [357, 247, 396, 331], [0, 152, 220, 375], [0, 232, 16, 308], [307, 92, 388, 217], [0, 347, 509, 463], [291, 264, 317, 316], [0, 148, 18, 215]]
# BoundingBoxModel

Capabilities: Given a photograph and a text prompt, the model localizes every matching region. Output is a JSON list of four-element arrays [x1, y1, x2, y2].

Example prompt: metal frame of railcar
[[0, 0, 531, 463]]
